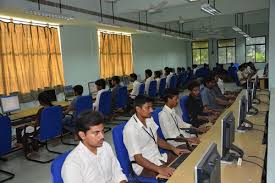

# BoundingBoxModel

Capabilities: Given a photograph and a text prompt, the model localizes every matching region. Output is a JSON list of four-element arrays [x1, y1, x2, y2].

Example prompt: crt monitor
[[88, 82, 97, 95], [44, 89, 57, 102], [0, 95, 20, 114], [64, 85, 74, 98], [195, 143, 221, 183]]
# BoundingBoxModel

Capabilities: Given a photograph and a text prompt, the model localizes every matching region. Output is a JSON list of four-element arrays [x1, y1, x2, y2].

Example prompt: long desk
[[163, 90, 268, 183]]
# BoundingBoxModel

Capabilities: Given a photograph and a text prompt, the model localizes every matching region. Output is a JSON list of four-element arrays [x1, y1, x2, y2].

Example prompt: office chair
[[0, 116, 15, 182], [51, 151, 71, 183], [115, 86, 128, 110], [179, 96, 191, 123], [169, 75, 177, 90], [112, 122, 165, 183], [75, 95, 93, 117], [148, 80, 157, 98], [138, 83, 145, 96], [98, 90, 112, 133], [158, 78, 166, 98]]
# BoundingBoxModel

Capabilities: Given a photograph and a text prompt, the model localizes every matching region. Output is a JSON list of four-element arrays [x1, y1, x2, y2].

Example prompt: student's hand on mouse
[[188, 137, 200, 144], [198, 126, 208, 133], [158, 167, 175, 177], [172, 147, 190, 156]]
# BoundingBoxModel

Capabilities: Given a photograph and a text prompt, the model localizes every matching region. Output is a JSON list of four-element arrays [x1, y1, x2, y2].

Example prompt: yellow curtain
[[0, 21, 65, 95], [99, 32, 133, 78]]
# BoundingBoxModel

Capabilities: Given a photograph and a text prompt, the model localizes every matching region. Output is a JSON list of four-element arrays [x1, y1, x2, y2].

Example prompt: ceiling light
[[232, 26, 242, 32], [161, 34, 174, 38], [187, 0, 199, 2], [135, 29, 152, 34], [176, 36, 193, 41], [201, 3, 221, 15], [25, 10, 74, 20]]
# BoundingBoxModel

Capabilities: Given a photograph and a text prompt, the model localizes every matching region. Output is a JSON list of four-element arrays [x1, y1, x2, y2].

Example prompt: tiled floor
[[0, 83, 241, 183]]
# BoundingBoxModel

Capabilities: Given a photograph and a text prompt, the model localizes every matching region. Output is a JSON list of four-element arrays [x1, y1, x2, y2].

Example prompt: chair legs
[[0, 169, 15, 183], [60, 133, 78, 146], [104, 127, 112, 133]]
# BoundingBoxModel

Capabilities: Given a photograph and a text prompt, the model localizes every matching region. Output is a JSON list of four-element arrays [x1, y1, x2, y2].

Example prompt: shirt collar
[[78, 141, 103, 157], [163, 105, 175, 114], [132, 114, 150, 129]]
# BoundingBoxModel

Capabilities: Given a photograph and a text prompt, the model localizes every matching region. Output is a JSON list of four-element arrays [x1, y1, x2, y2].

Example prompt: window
[[192, 41, 209, 65], [246, 36, 266, 63], [218, 39, 236, 64]]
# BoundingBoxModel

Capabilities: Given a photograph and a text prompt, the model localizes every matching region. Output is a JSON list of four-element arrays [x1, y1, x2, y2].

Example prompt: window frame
[[191, 41, 209, 65], [245, 36, 266, 63], [217, 38, 236, 64]]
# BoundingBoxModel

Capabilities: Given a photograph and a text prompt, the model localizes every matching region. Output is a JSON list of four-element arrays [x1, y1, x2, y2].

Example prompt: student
[[22, 91, 54, 156], [94, 79, 109, 111], [111, 76, 122, 110], [263, 63, 268, 77], [123, 96, 190, 178], [237, 65, 248, 87], [64, 85, 84, 117], [154, 71, 162, 93], [165, 68, 173, 88], [176, 67, 182, 75], [129, 73, 141, 99], [61, 111, 127, 183], [213, 73, 236, 99], [144, 69, 154, 95], [158, 89, 207, 147], [192, 64, 198, 75], [186, 81, 219, 127]]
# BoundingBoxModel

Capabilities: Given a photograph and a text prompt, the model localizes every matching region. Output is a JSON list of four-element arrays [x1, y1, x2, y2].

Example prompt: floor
[[0, 83, 241, 183]]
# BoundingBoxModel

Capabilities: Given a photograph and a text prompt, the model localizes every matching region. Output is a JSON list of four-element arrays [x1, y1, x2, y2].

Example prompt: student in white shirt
[[165, 68, 173, 88], [159, 89, 207, 148], [237, 65, 248, 87], [129, 73, 141, 99], [61, 111, 127, 183], [144, 69, 154, 95], [123, 96, 190, 178], [94, 79, 109, 111], [154, 71, 162, 93]]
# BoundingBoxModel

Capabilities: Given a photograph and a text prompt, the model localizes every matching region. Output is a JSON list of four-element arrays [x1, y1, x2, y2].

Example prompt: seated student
[[263, 63, 268, 77], [213, 73, 236, 99], [111, 76, 122, 110], [201, 76, 231, 111], [192, 64, 198, 75], [62, 111, 127, 183], [94, 79, 109, 111], [144, 69, 154, 95], [129, 73, 141, 99], [158, 89, 207, 147], [123, 96, 190, 178], [154, 71, 162, 93], [248, 62, 257, 73], [186, 81, 219, 127], [165, 68, 173, 88], [21, 91, 54, 156], [176, 67, 182, 75], [181, 67, 186, 73], [237, 65, 248, 87]]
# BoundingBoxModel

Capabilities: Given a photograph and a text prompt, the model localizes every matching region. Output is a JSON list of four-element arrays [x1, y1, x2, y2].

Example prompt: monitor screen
[[246, 89, 252, 112], [195, 143, 221, 183], [44, 89, 57, 102], [221, 111, 235, 159], [64, 85, 74, 98], [252, 82, 257, 100], [0, 95, 20, 113], [237, 96, 247, 128], [88, 82, 97, 95]]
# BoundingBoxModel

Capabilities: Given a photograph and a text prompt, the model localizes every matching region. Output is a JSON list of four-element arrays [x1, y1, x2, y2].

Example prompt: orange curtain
[[0, 21, 65, 95], [99, 32, 133, 78]]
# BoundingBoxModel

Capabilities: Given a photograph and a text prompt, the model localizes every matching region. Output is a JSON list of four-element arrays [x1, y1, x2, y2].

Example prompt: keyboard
[[169, 153, 190, 169]]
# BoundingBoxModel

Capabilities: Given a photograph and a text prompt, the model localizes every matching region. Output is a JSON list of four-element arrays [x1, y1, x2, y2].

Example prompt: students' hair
[[112, 76, 120, 84], [134, 95, 153, 108], [203, 76, 214, 86], [95, 79, 106, 89], [164, 67, 171, 75], [182, 67, 186, 72], [177, 67, 182, 72], [171, 68, 175, 73], [73, 85, 83, 95], [38, 91, 53, 106], [187, 80, 200, 91], [154, 71, 161, 78], [130, 73, 137, 80], [192, 64, 197, 68], [187, 67, 191, 71], [145, 69, 153, 77], [76, 111, 104, 137], [163, 88, 179, 102]]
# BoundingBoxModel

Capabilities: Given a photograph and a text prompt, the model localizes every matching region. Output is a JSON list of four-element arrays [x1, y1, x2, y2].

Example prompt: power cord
[[253, 129, 265, 133], [242, 159, 265, 174], [247, 156, 264, 162]]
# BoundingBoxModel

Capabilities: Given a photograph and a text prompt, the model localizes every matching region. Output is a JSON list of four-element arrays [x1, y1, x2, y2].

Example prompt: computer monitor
[[88, 82, 97, 95], [64, 85, 74, 98], [123, 76, 130, 86], [221, 111, 243, 163], [195, 143, 221, 183], [0, 95, 20, 114], [136, 74, 142, 82], [246, 88, 258, 115], [44, 89, 57, 102], [237, 96, 253, 131]]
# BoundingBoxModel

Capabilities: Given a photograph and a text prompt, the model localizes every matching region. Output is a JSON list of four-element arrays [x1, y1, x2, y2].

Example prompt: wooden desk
[[163, 90, 267, 183]]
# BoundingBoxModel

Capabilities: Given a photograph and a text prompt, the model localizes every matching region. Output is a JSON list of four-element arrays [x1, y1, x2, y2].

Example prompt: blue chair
[[169, 75, 177, 90], [51, 151, 71, 183], [148, 80, 157, 98], [179, 96, 191, 123], [0, 116, 15, 182], [98, 90, 112, 133], [158, 78, 166, 98], [233, 69, 240, 86], [75, 95, 93, 117], [26, 106, 64, 163], [115, 86, 128, 109], [138, 83, 145, 96], [112, 122, 165, 183]]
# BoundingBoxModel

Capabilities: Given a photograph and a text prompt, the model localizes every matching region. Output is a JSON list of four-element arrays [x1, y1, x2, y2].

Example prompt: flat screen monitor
[[237, 96, 247, 130], [88, 82, 97, 95], [0, 95, 20, 113], [64, 85, 74, 98], [246, 88, 252, 112], [123, 76, 130, 86], [195, 143, 221, 183], [44, 89, 57, 102]]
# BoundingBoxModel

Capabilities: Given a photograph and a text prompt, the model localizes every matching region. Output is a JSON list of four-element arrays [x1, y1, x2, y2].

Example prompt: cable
[[253, 124, 265, 127], [253, 129, 265, 133], [247, 156, 264, 162], [242, 159, 265, 174]]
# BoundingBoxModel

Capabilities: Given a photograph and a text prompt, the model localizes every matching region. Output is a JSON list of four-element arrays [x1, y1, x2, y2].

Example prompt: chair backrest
[[196, 68, 209, 78], [75, 95, 93, 117], [39, 106, 63, 141], [115, 86, 128, 109], [169, 75, 177, 89], [98, 90, 112, 116], [233, 69, 240, 86], [179, 95, 191, 123], [138, 83, 145, 96], [151, 108, 165, 140], [51, 151, 71, 183], [158, 78, 166, 97], [148, 80, 157, 97], [0, 116, 12, 156], [112, 122, 132, 176]]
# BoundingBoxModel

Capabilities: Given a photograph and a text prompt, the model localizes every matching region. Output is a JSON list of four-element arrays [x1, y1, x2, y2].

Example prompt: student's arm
[[61, 161, 82, 183], [157, 136, 190, 155]]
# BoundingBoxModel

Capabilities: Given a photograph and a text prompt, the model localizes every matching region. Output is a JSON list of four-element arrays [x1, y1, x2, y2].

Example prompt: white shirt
[[158, 105, 192, 147], [166, 73, 173, 88], [123, 114, 168, 175], [237, 70, 246, 85], [217, 78, 225, 95], [130, 80, 141, 99], [145, 77, 154, 95], [94, 88, 109, 111], [193, 68, 198, 75], [61, 142, 127, 183], [155, 78, 161, 93]]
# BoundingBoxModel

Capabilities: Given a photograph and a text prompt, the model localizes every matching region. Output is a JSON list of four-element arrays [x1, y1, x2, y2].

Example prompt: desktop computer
[[44, 89, 57, 102], [195, 143, 221, 183], [0, 95, 21, 114], [64, 85, 75, 99], [221, 111, 244, 164], [88, 82, 97, 97], [237, 96, 253, 131], [246, 88, 258, 115]]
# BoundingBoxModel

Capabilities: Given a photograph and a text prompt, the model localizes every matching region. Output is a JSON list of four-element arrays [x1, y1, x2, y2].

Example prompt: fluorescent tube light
[[26, 10, 74, 20], [201, 3, 221, 15], [232, 26, 242, 32]]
